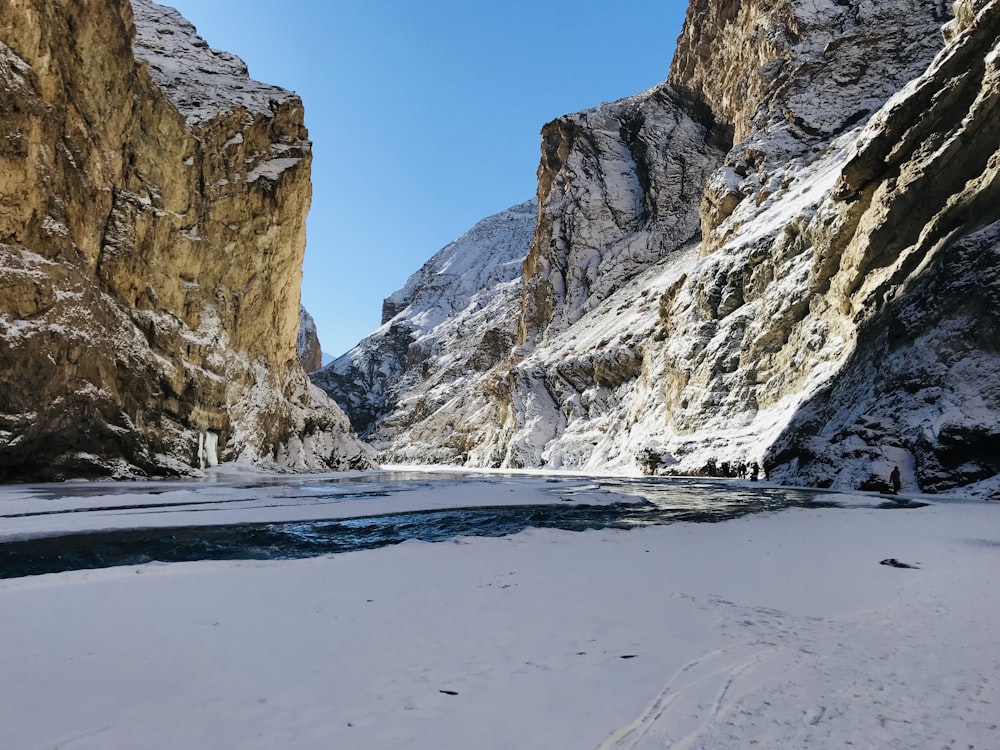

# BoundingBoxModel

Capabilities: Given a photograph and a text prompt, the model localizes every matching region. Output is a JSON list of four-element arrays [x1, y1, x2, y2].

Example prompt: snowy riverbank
[[1, 479, 997, 748]]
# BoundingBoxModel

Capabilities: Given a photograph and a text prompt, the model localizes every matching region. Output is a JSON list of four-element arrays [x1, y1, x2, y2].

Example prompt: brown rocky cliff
[[669, 0, 794, 142], [0, 0, 374, 479]]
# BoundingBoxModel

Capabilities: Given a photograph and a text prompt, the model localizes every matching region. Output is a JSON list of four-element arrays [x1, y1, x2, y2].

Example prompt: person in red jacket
[[889, 466, 902, 495]]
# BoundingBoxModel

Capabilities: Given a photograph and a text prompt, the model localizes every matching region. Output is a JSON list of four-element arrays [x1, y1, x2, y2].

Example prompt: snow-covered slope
[[320, 0, 1000, 497], [313, 201, 536, 461]]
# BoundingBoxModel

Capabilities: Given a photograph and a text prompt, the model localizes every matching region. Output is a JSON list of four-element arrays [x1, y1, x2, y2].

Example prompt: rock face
[[0, 0, 374, 480], [671, 0, 952, 256], [296, 306, 323, 373], [767, 0, 1000, 493], [320, 0, 1000, 497], [519, 85, 728, 343]]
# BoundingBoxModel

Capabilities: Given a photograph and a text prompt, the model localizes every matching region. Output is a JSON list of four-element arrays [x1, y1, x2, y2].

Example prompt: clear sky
[[163, 1, 688, 358]]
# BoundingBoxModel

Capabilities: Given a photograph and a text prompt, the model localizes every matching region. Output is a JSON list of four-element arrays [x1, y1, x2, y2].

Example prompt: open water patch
[[0, 477, 837, 579]]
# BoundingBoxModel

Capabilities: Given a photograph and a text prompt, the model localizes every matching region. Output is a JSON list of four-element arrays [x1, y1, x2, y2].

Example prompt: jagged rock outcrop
[[324, 0, 1000, 496], [519, 85, 728, 344], [313, 201, 535, 464], [0, 0, 374, 480], [296, 306, 323, 373]]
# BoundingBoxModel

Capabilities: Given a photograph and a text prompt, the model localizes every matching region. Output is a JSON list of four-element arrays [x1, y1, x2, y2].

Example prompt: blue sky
[[164, 1, 688, 357]]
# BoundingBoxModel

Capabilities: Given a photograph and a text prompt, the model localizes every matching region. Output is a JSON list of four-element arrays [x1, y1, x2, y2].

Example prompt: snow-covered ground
[[1, 474, 997, 749]]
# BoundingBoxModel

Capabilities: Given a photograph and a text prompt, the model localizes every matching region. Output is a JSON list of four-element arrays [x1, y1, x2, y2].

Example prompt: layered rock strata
[[0, 0, 373, 479]]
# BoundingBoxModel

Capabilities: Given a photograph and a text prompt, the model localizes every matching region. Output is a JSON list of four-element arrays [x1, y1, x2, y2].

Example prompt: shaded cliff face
[[765, 0, 1000, 492], [296, 306, 323, 374], [0, 0, 374, 479]]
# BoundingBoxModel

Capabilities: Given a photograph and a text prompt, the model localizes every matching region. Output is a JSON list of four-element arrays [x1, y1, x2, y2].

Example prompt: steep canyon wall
[[319, 0, 1000, 495], [0, 0, 373, 479]]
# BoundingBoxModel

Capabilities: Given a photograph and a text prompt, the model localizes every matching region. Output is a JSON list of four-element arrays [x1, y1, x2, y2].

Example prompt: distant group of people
[[705, 455, 905, 493], [704, 459, 773, 481], [700, 457, 908, 495]]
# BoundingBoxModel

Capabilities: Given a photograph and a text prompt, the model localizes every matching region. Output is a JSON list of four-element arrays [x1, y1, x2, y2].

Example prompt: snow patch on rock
[[131, 0, 295, 125]]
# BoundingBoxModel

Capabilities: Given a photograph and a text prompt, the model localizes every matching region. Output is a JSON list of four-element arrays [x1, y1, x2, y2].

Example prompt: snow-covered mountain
[[318, 0, 1000, 497], [0, 0, 373, 479], [313, 201, 536, 462]]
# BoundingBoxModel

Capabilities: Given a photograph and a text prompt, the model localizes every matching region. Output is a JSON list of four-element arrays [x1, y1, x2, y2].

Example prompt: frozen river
[[0, 471, 841, 578]]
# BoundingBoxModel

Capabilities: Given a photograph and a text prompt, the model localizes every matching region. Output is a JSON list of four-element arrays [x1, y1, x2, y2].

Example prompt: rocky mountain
[[0, 0, 374, 480], [318, 0, 1000, 497]]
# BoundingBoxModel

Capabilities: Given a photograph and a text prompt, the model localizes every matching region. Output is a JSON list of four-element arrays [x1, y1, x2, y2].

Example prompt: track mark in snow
[[598, 641, 777, 750], [33, 724, 114, 749]]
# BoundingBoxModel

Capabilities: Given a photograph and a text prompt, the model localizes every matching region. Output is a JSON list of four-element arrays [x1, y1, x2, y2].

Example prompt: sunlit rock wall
[[0, 0, 373, 479]]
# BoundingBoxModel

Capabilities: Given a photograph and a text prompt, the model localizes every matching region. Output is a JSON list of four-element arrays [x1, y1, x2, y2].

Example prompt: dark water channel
[[0, 476, 837, 579]]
